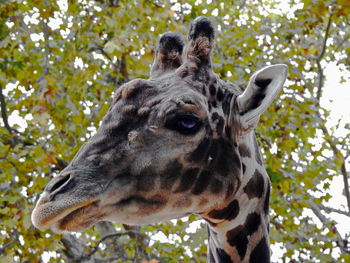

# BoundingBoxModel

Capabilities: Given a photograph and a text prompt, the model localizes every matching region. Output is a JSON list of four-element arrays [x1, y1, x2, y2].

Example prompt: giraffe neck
[[206, 214, 269, 263], [205, 132, 271, 263]]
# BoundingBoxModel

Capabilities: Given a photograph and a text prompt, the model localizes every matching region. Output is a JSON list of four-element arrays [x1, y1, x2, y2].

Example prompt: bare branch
[[319, 204, 350, 217], [315, 10, 333, 105], [317, 11, 333, 61], [61, 234, 87, 262], [95, 222, 120, 256], [316, 112, 350, 213], [307, 200, 349, 254], [311, 6, 350, 215], [341, 162, 350, 213]]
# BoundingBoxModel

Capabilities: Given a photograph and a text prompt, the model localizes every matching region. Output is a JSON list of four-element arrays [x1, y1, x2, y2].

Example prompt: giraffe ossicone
[[32, 16, 287, 263]]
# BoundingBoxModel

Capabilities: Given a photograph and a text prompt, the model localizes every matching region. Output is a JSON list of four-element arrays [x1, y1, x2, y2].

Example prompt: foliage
[[0, 0, 349, 262]]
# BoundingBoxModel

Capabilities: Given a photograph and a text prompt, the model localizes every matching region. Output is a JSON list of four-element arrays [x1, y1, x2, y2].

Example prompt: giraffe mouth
[[31, 192, 101, 232], [53, 201, 102, 231]]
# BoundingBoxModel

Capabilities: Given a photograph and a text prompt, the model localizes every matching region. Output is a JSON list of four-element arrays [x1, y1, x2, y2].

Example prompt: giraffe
[[32, 17, 287, 263]]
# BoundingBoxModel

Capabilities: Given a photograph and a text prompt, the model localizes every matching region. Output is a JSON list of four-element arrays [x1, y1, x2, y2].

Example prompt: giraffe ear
[[236, 64, 288, 131]]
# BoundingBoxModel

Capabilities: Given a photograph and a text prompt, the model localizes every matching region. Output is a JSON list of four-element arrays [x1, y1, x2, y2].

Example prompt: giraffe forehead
[[113, 71, 242, 125], [114, 80, 211, 119]]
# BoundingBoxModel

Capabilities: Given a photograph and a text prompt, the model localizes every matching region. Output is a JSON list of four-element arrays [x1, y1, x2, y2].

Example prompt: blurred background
[[0, 0, 349, 262]]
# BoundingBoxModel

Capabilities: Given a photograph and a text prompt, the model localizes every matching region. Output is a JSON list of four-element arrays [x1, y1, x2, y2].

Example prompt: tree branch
[[61, 234, 88, 262], [341, 162, 350, 213], [0, 83, 13, 134], [319, 204, 350, 217], [312, 6, 350, 215], [0, 230, 19, 256], [315, 10, 333, 105], [307, 200, 349, 254], [0, 83, 34, 142], [37, 18, 50, 85], [334, 32, 350, 53], [82, 230, 142, 260], [307, 8, 350, 254], [316, 113, 350, 213], [95, 222, 120, 257], [123, 224, 150, 260]]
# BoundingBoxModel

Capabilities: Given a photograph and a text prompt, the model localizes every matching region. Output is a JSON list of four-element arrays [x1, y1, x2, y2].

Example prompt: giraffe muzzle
[[31, 169, 105, 231]]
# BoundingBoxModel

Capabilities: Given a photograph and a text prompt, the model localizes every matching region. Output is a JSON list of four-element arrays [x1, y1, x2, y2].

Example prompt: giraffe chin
[[50, 201, 103, 233], [31, 192, 102, 232]]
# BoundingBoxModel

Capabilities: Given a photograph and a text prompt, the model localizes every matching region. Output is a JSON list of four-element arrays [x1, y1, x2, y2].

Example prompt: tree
[[0, 0, 349, 262]]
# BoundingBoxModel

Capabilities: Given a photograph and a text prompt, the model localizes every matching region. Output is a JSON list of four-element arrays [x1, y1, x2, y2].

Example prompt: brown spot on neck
[[239, 143, 251, 158], [243, 169, 264, 199], [226, 212, 261, 260], [207, 199, 239, 221]]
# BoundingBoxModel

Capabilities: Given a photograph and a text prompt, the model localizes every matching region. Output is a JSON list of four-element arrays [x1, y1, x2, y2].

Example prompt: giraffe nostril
[[46, 173, 71, 194]]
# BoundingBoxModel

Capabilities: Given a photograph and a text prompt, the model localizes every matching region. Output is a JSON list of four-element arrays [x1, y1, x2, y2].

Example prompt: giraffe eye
[[179, 119, 197, 129], [165, 115, 202, 135]]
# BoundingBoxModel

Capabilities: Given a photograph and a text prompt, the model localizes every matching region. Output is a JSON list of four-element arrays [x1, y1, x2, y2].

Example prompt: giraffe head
[[32, 17, 287, 232]]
